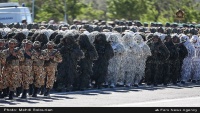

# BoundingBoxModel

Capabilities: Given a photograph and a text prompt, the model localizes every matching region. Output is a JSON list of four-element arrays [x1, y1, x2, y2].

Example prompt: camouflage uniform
[[1, 39, 24, 99], [145, 35, 170, 86], [43, 41, 62, 96], [0, 39, 6, 98], [20, 40, 37, 98], [32, 41, 49, 97]]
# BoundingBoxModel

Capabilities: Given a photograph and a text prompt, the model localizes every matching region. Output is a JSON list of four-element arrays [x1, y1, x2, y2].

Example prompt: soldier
[[145, 34, 169, 86], [56, 32, 83, 92], [172, 34, 188, 83], [121, 32, 142, 87], [0, 39, 6, 98], [190, 35, 200, 83], [43, 41, 62, 97], [20, 40, 36, 99], [133, 34, 152, 86], [163, 35, 179, 85], [92, 33, 114, 89], [1, 39, 24, 100], [106, 33, 125, 88], [180, 35, 195, 84], [31, 41, 49, 97], [15, 39, 27, 97], [76, 34, 98, 90]]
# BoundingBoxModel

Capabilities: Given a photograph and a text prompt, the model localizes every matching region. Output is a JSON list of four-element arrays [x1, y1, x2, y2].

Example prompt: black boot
[[5, 87, 9, 97], [39, 85, 45, 95], [21, 90, 27, 99], [0, 91, 3, 98], [8, 91, 14, 100], [2, 87, 9, 97], [44, 88, 50, 97], [32, 87, 38, 97], [29, 84, 34, 96], [16, 87, 22, 97], [2, 88, 8, 98]]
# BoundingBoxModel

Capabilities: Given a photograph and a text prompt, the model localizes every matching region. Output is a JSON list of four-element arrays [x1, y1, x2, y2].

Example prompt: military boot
[[16, 87, 22, 97], [32, 87, 38, 97], [1, 88, 8, 98], [29, 84, 34, 96], [44, 88, 50, 97], [39, 85, 45, 95], [0, 91, 3, 98], [4, 87, 9, 97], [8, 91, 14, 100], [21, 90, 27, 99]]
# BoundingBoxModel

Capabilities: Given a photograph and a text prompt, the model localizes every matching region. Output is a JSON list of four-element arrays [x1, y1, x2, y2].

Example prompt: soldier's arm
[[16, 49, 25, 61], [0, 51, 6, 66], [30, 50, 37, 60], [53, 51, 62, 63], [41, 50, 50, 61]]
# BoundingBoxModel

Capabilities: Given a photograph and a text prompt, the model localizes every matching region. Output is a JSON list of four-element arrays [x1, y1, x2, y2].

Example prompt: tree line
[[4, 0, 200, 24]]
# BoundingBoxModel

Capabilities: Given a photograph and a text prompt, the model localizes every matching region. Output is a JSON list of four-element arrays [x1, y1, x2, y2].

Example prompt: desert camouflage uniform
[[20, 40, 37, 90], [2, 40, 24, 92], [32, 47, 49, 88], [44, 41, 62, 91], [0, 39, 6, 93]]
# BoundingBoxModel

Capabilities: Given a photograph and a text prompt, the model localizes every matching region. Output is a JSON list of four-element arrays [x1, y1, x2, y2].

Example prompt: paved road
[[0, 82, 200, 107]]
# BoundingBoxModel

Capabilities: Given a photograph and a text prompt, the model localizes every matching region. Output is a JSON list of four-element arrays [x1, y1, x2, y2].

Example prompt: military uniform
[[20, 40, 37, 99], [0, 39, 6, 98], [43, 41, 62, 96], [145, 35, 170, 86], [31, 41, 49, 97], [1, 39, 24, 99]]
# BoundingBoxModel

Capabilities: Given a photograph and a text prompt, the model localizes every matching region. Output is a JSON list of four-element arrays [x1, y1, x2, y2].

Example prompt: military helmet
[[33, 41, 41, 46], [22, 39, 28, 44], [39, 26, 46, 29], [46, 41, 55, 46], [25, 40, 32, 45], [8, 39, 17, 43]]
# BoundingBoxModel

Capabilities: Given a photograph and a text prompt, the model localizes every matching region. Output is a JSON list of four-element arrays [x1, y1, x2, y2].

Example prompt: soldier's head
[[146, 33, 153, 41], [172, 34, 180, 44], [62, 32, 76, 45], [8, 39, 17, 48], [190, 35, 199, 44], [39, 26, 46, 30], [152, 34, 159, 43], [22, 39, 28, 44], [107, 33, 120, 43], [164, 35, 171, 42], [180, 35, 189, 43], [46, 41, 55, 49], [0, 39, 5, 47], [61, 26, 68, 31], [94, 33, 107, 44], [134, 34, 143, 44], [78, 33, 90, 49], [24, 40, 33, 49], [33, 41, 41, 49]]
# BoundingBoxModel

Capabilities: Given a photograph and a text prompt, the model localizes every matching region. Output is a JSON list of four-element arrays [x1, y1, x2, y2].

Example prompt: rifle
[[44, 48, 61, 66]]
